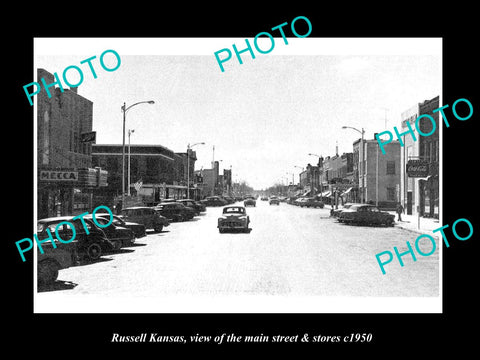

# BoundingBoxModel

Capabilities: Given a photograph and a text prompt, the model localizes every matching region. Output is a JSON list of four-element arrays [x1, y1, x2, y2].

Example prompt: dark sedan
[[244, 196, 256, 207], [269, 196, 280, 205], [200, 196, 228, 207], [338, 204, 395, 226], [97, 214, 146, 238], [155, 202, 196, 222], [85, 215, 135, 249], [177, 199, 206, 215], [37, 216, 114, 261]]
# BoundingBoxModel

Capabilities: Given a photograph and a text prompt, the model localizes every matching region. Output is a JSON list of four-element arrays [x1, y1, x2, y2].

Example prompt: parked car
[[84, 215, 135, 249], [177, 199, 206, 215], [37, 216, 114, 261], [221, 196, 235, 204], [97, 214, 146, 238], [155, 202, 196, 222], [218, 206, 250, 233], [331, 203, 359, 217], [294, 197, 308, 206], [269, 196, 280, 205], [303, 197, 325, 208], [121, 206, 169, 232], [338, 204, 395, 226], [200, 196, 228, 207], [37, 240, 78, 286], [244, 196, 256, 207]]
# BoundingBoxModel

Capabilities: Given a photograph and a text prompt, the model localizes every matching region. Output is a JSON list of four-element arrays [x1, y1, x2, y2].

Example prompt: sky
[[35, 38, 441, 190]]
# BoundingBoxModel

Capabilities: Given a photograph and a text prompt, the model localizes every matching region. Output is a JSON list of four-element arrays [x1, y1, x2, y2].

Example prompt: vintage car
[[155, 202, 196, 222], [243, 196, 256, 207], [303, 197, 325, 208], [331, 203, 359, 217], [37, 240, 78, 286], [338, 204, 395, 226], [294, 197, 308, 206], [97, 214, 146, 238], [218, 206, 250, 233], [121, 206, 169, 232], [200, 196, 228, 207], [269, 196, 280, 205], [177, 199, 206, 215], [37, 216, 114, 261], [84, 215, 135, 249]]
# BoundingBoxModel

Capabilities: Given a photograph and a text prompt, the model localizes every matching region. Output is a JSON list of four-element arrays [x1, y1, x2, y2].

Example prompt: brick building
[[37, 69, 107, 219], [92, 144, 200, 206], [399, 95, 439, 217]]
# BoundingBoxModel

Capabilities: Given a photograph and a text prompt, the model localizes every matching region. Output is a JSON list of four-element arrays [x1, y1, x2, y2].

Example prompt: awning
[[302, 190, 311, 196], [342, 187, 353, 195], [319, 191, 331, 197]]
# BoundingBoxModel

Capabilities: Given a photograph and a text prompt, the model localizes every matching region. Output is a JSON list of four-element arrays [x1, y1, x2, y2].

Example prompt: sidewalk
[[387, 211, 441, 235]]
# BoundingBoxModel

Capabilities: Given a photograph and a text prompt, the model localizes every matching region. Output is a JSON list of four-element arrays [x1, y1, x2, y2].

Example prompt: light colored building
[[399, 96, 439, 217]]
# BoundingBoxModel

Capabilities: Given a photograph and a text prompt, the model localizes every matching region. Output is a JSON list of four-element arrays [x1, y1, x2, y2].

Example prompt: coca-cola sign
[[406, 160, 429, 177]]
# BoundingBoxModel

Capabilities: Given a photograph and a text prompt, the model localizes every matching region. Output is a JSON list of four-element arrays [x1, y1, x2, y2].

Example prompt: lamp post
[[342, 126, 365, 203], [127, 129, 135, 196], [121, 100, 154, 207], [187, 142, 205, 199]]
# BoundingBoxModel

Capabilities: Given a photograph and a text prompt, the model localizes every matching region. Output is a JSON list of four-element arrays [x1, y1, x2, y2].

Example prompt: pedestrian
[[396, 202, 404, 221]]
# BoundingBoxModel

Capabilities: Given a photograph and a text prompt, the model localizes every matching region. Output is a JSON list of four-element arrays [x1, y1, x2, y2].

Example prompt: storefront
[[37, 167, 108, 219]]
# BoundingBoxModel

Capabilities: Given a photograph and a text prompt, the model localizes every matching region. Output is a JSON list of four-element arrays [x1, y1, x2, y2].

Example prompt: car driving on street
[[218, 206, 250, 233], [269, 196, 280, 205], [244, 196, 256, 207]]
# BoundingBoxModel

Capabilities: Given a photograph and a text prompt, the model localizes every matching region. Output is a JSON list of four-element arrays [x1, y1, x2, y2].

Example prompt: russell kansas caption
[[111, 333, 186, 343]]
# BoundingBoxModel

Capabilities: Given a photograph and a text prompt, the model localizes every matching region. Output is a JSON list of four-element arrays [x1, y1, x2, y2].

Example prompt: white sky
[[35, 38, 441, 189]]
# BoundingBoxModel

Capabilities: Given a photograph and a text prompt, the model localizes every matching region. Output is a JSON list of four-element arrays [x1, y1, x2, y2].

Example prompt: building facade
[[37, 69, 107, 219], [399, 96, 439, 217], [92, 144, 199, 206]]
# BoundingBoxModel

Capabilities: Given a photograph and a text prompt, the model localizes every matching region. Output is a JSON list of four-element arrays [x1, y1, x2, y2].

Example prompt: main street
[[36, 200, 439, 313]]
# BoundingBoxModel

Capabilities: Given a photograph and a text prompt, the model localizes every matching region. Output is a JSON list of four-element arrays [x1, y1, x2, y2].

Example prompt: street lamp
[[342, 125, 365, 203], [121, 100, 154, 207], [127, 129, 135, 196], [187, 142, 205, 199]]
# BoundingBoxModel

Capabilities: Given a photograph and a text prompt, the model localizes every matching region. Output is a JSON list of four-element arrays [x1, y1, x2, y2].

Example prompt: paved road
[[36, 200, 440, 311]]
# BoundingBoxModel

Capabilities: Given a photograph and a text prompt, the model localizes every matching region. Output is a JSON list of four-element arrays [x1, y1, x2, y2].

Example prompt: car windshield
[[223, 207, 245, 214]]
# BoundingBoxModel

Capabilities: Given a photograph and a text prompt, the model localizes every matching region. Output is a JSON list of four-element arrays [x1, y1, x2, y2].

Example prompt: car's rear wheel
[[86, 243, 102, 260], [154, 225, 163, 232], [38, 259, 60, 285], [112, 240, 122, 251]]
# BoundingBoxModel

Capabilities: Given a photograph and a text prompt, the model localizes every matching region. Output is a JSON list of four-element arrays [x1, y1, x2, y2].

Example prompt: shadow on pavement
[[38, 280, 78, 293]]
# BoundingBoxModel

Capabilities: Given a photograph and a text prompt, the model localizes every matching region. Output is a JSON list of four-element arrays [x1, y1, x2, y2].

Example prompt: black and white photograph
[[6, 7, 479, 353], [32, 37, 442, 313]]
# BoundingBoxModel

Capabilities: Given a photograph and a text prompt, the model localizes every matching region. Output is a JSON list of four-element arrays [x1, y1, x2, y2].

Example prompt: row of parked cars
[[37, 198, 209, 287], [287, 196, 325, 208], [331, 203, 395, 226]]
